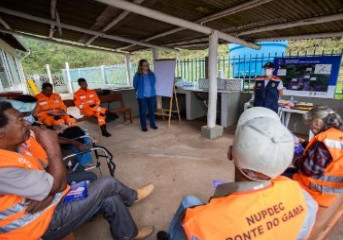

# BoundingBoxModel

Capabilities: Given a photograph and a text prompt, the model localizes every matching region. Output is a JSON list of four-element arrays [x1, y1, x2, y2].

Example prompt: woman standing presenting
[[133, 59, 158, 132]]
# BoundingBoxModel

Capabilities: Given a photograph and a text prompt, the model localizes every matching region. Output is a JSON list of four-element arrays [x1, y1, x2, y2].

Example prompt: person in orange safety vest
[[157, 107, 317, 240], [290, 106, 343, 207], [74, 78, 111, 137], [36, 82, 76, 128], [0, 101, 155, 240]]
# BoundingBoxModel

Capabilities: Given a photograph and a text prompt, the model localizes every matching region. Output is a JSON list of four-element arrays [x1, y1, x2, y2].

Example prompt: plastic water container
[[228, 41, 288, 77]]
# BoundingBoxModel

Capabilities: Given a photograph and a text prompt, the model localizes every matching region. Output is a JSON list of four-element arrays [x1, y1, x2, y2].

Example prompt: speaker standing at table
[[133, 59, 158, 132], [253, 62, 284, 113]]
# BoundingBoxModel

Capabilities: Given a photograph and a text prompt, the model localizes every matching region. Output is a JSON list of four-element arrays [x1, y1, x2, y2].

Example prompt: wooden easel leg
[[168, 93, 173, 128], [174, 85, 181, 122]]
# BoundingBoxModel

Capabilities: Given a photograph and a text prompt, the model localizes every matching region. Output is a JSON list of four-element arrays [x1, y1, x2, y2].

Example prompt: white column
[[152, 48, 158, 64], [152, 49, 162, 110], [45, 64, 53, 85], [65, 62, 73, 93], [125, 54, 132, 86], [207, 30, 218, 128], [100, 65, 106, 85]]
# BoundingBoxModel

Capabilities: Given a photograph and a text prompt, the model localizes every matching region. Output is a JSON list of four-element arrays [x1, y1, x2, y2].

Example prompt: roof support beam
[[86, 0, 145, 46], [49, 0, 57, 38], [119, 0, 270, 50], [95, 0, 260, 49], [0, 17, 12, 30], [0, 28, 127, 56], [256, 32, 343, 41], [0, 7, 176, 51], [238, 13, 343, 36]]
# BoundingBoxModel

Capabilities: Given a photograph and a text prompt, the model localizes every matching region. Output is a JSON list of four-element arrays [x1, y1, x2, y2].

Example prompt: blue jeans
[[169, 196, 204, 240], [69, 137, 93, 166], [137, 97, 156, 130]]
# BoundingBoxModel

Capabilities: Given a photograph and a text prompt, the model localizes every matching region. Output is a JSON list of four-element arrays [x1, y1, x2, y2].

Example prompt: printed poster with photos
[[273, 56, 342, 98]]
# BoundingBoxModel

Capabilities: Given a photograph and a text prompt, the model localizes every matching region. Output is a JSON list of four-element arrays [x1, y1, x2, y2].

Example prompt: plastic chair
[[308, 191, 343, 240]]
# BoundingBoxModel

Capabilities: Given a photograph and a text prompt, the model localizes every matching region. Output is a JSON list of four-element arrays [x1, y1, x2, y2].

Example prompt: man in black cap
[[252, 62, 283, 113]]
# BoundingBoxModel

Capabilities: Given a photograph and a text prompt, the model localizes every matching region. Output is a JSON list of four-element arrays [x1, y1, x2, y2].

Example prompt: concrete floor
[[74, 118, 234, 240], [73, 118, 343, 240]]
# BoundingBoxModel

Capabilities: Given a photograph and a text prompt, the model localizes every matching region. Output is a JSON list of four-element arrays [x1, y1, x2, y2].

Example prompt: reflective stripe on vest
[[0, 192, 63, 234], [309, 183, 343, 194], [297, 190, 318, 240], [324, 139, 343, 150]]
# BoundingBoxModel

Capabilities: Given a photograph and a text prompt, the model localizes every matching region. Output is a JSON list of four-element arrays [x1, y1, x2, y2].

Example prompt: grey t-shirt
[[0, 168, 53, 201]]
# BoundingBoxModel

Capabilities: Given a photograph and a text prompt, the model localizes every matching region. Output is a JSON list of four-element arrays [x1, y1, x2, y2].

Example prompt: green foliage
[[20, 36, 343, 76], [20, 36, 228, 75]]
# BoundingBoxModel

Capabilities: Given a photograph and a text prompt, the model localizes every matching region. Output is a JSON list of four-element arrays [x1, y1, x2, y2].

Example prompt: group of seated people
[[0, 83, 343, 239], [36, 77, 117, 137]]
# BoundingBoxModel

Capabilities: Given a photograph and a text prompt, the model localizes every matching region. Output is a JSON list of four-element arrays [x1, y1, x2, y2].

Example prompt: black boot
[[100, 125, 111, 137], [105, 111, 119, 122]]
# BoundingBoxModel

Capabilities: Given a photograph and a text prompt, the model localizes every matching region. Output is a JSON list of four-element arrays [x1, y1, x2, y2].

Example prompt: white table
[[177, 87, 240, 127], [279, 108, 308, 128]]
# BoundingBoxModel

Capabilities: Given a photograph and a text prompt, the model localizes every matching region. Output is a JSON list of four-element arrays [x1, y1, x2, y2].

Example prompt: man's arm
[[293, 142, 332, 177], [74, 93, 83, 110], [278, 81, 284, 97], [0, 168, 53, 201], [93, 91, 101, 105], [32, 126, 67, 194], [58, 95, 67, 112]]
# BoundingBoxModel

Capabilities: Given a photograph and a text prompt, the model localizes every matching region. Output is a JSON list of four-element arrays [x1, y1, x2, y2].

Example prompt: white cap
[[233, 116, 294, 179], [237, 107, 280, 129]]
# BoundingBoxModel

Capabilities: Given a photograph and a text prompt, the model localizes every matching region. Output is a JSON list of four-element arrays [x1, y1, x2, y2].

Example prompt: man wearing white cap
[[157, 107, 317, 240]]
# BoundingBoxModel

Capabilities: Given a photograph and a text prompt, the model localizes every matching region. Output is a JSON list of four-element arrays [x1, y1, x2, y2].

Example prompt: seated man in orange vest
[[36, 82, 76, 128], [0, 102, 155, 240], [74, 78, 111, 137], [286, 106, 343, 207], [157, 107, 318, 240]]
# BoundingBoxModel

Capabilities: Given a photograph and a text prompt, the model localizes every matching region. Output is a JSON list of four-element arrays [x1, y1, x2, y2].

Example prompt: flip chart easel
[[154, 59, 181, 128]]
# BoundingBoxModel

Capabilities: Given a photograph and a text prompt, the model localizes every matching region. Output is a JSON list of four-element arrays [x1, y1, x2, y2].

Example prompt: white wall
[[0, 38, 27, 93]]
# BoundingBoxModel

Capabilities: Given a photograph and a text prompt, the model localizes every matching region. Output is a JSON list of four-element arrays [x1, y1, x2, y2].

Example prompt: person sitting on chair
[[74, 78, 113, 137], [0, 101, 155, 240], [36, 83, 76, 128], [157, 107, 317, 240], [289, 106, 343, 207]]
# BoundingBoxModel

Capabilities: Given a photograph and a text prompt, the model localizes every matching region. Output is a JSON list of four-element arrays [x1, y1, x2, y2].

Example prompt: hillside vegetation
[[20, 37, 343, 75]]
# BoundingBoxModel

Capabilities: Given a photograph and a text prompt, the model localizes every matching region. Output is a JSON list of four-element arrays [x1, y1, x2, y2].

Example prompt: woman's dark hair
[[136, 59, 150, 75], [15, 95, 37, 103], [42, 82, 53, 90], [0, 102, 13, 128]]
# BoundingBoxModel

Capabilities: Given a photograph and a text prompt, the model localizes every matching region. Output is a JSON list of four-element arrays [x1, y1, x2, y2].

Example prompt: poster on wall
[[273, 55, 342, 98]]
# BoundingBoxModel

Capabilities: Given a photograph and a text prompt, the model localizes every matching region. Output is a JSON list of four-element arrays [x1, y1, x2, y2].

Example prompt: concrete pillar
[[45, 64, 53, 85], [125, 54, 132, 86], [65, 62, 73, 93], [152, 48, 162, 110], [201, 30, 223, 139], [100, 65, 106, 85]]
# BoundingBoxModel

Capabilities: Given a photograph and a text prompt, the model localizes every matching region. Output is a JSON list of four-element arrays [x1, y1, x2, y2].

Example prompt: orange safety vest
[[20, 131, 49, 168], [36, 92, 67, 117], [293, 127, 343, 207], [182, 176, 317, 240], [0, 148, 69, 240], [74, 88, 101, 111]]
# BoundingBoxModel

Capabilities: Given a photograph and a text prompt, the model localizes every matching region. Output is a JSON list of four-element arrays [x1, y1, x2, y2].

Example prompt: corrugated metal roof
[[0, 0, 342, 53]]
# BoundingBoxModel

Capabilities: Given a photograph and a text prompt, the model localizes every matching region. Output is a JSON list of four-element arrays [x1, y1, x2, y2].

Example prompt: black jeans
[[42, 177, 138, 240]]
